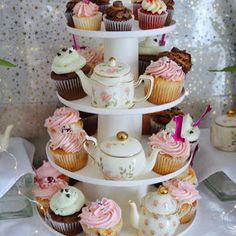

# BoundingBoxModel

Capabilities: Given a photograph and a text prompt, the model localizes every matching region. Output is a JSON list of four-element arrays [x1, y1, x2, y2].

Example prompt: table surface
[[1, 183, 236, 236]]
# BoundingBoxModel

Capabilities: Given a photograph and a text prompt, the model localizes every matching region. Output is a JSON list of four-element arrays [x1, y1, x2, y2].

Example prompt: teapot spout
[[75, 69, 92, 97], [0, 124, 13, 151], [144, 148, 160, 174], [128, 200, 139, 230]]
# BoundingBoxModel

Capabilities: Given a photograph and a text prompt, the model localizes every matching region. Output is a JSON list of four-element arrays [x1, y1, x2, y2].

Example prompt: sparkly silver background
[[0, 0, 235, 163]]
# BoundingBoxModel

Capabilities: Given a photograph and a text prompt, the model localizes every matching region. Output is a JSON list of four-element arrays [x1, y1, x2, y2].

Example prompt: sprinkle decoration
[[192, 104, 212, 127], [72, 34, 80, 50], [159, 34, 166, 46], [172, 114, 185, 142]]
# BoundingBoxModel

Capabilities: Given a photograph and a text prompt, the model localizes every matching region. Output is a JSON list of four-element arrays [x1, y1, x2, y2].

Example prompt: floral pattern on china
[[76, 57, 154, 108], [83, 131, 160, 180]]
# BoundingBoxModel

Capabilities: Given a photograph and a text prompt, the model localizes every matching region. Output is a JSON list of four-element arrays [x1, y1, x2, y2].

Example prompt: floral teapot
[[84, 131, 159, 180], [129, 185, 192, 236], [76, 57, 154, 108]]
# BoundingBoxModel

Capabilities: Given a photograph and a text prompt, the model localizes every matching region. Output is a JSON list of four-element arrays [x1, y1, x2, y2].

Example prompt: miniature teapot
[[0, 125, 13, 152], [76, 57, 154, 108], [211, 109, 236, 152], [129, 185, 192, 236], [84, 131, 159, 180]]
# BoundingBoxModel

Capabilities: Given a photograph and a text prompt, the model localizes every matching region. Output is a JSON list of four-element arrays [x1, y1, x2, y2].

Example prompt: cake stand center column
[[98, 38, 141, 141]]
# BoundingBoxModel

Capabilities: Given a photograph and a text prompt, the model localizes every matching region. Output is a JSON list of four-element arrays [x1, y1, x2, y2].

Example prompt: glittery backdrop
[[0, 0, 235, 163]]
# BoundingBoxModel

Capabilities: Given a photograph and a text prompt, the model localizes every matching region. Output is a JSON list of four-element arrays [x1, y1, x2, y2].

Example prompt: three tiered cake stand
[[44, 19, 196, 235]]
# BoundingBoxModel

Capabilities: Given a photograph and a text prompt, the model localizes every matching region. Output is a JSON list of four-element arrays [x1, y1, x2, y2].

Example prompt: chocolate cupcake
[[51, 47, 90, 100], [103, 1, 134, 31], [65, 0, 80, 27], [164, 0, 175, 25], [91, 0, 110, 15], [46, 186, 85, 236]]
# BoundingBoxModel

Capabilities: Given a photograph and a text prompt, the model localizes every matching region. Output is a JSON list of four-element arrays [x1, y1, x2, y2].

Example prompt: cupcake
[[131, 0, 142, 20], [176, 165, 198, 186], [163, 0, 175, 26], [166, 114, 200, 152], [78, 46, 104, 70], [46, 186, 85, 235], [150, 107, 183, 133], [65, 0, 80, 27], [163, 179, 200, 224], [80, 198, 123, 236], [138, 0, 168, 29], [91, 0, 110, 15], [45, 107, 88, 172], [144, 56, 185, 104], [32, 176, 68, 217], [51, 47, 90, 101], [138, 37, 167, 75], [103, 1, 134, 31], [72, 0, 102, 30], [148, 130, 190, 174]]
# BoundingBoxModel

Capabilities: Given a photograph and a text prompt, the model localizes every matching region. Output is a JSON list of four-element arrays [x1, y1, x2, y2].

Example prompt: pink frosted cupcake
[[45, 107, 88, 172], [79, 198, 123, 236], [78, 46, 104, 69], [138, 0, 168, 29], [72, 0, 102, 30], [148, 130, 190, 174], [163, 179, 200, 223], [32, 176, 68, 216]]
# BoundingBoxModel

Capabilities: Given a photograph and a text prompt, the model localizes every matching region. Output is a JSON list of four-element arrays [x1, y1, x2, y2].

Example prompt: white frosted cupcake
[[72, 0, 102, 30]]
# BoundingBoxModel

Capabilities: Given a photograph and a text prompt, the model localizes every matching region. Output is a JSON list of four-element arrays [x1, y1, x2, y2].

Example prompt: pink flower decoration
[[100, 91, 112, 102]]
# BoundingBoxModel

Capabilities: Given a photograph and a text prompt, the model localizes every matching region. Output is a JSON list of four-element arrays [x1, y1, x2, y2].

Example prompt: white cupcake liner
[[138, 9, 168, 29], [103, 14, 134, 31], [72, 12, 102, 30]]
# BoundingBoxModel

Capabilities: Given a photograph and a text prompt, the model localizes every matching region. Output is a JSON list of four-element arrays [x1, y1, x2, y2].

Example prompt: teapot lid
[[215, 109, 236, 128], [94, 57, 130, 78], [143, 186, 177, 215], [99, 131, 143, 158]]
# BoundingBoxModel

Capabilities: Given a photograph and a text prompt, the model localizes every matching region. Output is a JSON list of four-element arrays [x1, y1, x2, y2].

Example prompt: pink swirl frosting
[[78, 47, 103, 69], [50, 127, 87, 153], [32, 178, 68, 200], [148, 130, 190, 159], [44, 107, 81, 132], [35, 161, 63, 180], [145, 56, 185, 81], [73, 0, 99, 17], [163, 179, 200, 203], [79, 198, 122, 229]]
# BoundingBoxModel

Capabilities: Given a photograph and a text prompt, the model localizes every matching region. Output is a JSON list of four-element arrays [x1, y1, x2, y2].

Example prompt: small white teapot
[[129, 185, 192, 236], [84, 131, 159, 180], [76, 57, 154, 108]]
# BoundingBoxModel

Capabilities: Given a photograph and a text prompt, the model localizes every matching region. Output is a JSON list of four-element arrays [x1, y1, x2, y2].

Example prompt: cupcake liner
[[144, 76, 184, 104], [103, 15, 134, 31], [46, 210, 82, 236], [81, 219, 123, 236], [138, 9, 168, 29], [139, 60, 151, 76], [55, 75, 87, 101], [73, 12, 102, 30], [165, 9, 174, 26], [50, 148, 88, 172], [153, 153, 188, 175], [99, 4, 110, 15], [133, 3, 142, 20], [180, 200, 198, 224], [35, 198, 49, 217]]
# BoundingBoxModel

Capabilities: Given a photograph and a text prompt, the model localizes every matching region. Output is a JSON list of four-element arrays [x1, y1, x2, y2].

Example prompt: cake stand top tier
[[67, 20, 176, 39]]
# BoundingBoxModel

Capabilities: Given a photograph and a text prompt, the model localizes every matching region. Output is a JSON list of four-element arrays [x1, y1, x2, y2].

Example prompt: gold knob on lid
[[116, 131, 128, 141], [157, 185, 168, 195], [227, 109, 235, 117], [109, 57, 116, 67]]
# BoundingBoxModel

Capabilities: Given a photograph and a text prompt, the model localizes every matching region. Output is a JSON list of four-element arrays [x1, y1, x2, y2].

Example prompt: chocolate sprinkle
[[66, 194, 70, 198], [57, 53, 61, 56]]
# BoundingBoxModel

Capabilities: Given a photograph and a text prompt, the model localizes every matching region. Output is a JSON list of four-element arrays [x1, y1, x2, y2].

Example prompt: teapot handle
[[176, 201, 193, 219], [133, 75, 154, 103], [83, 136, 98, 162]]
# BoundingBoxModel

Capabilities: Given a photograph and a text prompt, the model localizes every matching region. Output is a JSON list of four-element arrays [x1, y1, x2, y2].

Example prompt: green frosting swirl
[[50, 186, 85, 216]]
